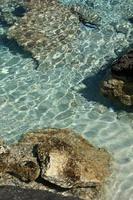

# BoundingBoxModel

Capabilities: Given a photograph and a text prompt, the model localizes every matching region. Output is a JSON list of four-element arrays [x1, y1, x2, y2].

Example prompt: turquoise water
[[0, 0, 133, 199]]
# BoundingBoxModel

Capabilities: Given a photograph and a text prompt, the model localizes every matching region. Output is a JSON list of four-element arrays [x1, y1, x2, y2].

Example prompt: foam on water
[[0, 0, 133, 199]]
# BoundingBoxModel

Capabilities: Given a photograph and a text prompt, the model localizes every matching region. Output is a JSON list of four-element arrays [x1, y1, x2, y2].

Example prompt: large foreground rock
[[101, 50, 133, 106], [0, 128, 111, 200]]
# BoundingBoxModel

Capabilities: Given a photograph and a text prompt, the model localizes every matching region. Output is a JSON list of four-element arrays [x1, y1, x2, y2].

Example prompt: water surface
[[0, 0, 133, 199]]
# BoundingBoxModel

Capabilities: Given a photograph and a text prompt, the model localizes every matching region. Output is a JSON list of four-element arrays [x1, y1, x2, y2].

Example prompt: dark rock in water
[[111, 50, 133, 79], [101, 50, 133, 106], [128, 17, 133, 24], [0, 0, 25, 25], [0, 129, 111, 200], [12, 6, 27, 17]]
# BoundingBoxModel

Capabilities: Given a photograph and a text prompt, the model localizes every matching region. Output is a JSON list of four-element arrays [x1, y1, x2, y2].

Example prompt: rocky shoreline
[[0, 0, 133, 199], [0, 128, 111, 200]]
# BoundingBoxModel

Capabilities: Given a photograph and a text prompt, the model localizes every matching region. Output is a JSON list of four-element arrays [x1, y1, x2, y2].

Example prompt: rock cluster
[[0, 128, 111, 200], [101, 50, 133, 106]]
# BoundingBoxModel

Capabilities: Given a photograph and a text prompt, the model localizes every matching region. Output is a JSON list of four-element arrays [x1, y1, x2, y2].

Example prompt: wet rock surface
[[101, 50, 133, 106], [0, 129, 111, 200]]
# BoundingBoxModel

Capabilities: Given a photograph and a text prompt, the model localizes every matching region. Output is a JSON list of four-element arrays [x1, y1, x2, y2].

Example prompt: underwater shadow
[[0, 35, 39, 69], [79, 65, 133, 113], [12, 6, 27, 17]]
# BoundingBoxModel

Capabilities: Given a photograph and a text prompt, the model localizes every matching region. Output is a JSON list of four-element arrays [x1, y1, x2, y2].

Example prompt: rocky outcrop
[[101, 50, 133, 106], [0, 128, 111, 200]]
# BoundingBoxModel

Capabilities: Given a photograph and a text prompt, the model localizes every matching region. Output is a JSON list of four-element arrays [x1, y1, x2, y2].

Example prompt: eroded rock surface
[[101, 50, 133, 106], [0, 128, 111, 200]]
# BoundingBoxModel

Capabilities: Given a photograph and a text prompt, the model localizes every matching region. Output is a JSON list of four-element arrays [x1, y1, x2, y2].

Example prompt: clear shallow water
[[0, 0, 133, 200]]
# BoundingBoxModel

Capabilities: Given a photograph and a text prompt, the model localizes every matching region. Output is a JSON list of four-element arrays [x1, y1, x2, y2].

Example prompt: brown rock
[[111, 50, 133, 79], [0, 129, 111, 200], [0, 140, 10, 174], [101, 50, 133, 106], [19, 129, 111, 189], [5, 143, 40, 182], [9, 159, 40, 182]]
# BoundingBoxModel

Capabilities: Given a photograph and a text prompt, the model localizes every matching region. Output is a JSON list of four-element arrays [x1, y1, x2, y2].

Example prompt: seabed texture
[[0, 0, 133, 200]]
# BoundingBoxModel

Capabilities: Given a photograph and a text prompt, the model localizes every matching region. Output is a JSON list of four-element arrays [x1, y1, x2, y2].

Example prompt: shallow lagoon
[[0, 0, 133, 199]]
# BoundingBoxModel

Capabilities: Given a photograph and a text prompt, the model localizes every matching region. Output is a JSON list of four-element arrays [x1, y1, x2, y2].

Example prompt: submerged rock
[[0, 0, 25, 25], [6, 0, 100, 67], [70, 4, 101, 25], [101, 50, 133, 106], [7, 0, 80, 61], [0, 128, 111, 200]]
